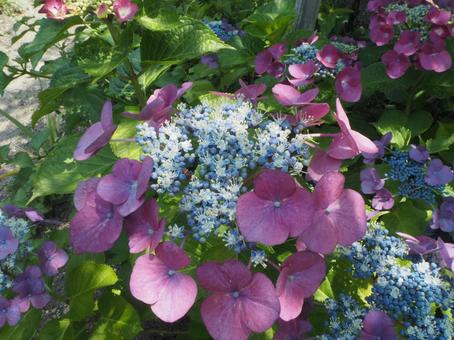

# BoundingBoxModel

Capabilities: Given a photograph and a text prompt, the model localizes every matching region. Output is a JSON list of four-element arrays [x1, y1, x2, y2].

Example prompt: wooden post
[[294, 0, 321, 30]]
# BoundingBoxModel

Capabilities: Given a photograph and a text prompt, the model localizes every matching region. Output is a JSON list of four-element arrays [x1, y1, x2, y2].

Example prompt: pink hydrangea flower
[[306, 150, 342, 182], [124, 199, 165, 253], [97, 157, 153, 216], [425, 159, 454, 186], [288, 61, 317, 87], [396, 232, 437, 255], [360, 310, 397, 340], [437, 238, 454, 272], [73, 177, 100, 211], [328, 99, 379, 160], [0, 297, 20, 327], [38, 241, 68, 276], [386, 10, 406, 25], [370, 23, 394, 46], [272, 84, 319, 107], [316, 45, 341, 68], [276, 251, 326, 321], [274, 317, 312, 340], [335, 66, 362, 103], [0, 227, 18, 260], [419, 40, 452, 73], [382, 50, 411, 79], [130, 242, 197, 322], [74, 101, 117, 161], [123, 83, 192, 130], [197, 260, 280, 340], [256, 44, 286, 78], [113, 0, 138, 23], [236, 169, 314, 246], [235, 79, 266, 104], [427, 7, 452, 25], [297, 172, 367, 254], [39, 0, 67, 20], [372, 188, 395, 211], [394, 30, 421, 56]]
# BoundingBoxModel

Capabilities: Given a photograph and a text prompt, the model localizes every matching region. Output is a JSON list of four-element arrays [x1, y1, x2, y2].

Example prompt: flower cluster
[[0, 209, 68, 328], [368, 0, 453, 78], [205, 19, 241, 42]]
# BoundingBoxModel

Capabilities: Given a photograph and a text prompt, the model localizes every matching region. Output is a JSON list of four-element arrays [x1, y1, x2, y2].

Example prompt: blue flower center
[[167, 270, 176, 277], [273, 201, 282, 208], [232, 291, 240, 298]]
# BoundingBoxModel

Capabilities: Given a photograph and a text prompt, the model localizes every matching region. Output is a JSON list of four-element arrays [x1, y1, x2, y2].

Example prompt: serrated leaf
[[39, 319, 76, 340], [407, 110, 433, 136], [89, 294, 142, 340], [32, 86, 68, 125], [426, 122, 454, 153], [65, 261, 118, 298]]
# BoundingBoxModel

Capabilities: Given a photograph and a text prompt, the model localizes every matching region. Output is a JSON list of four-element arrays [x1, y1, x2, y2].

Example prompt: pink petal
[[288, 61, 317, 80], [350, 130, 380, 154], [316, 45, 341, 68], [268, 43, 286, 59], [313, 171, 345, 208], [253, 169, 296, 201], [256, 50, 272, 74], [197, 260, 253, 293], [74, 178, 100, 211], [272, 84, 305, 106], [73, 122, 105, 161], [150, 272, 197, 322], [297, 211, 338, 254], [306, 150, 342, 182], [155, 241, 190, 270], [97, 174, 131, 205], [335, 67, 362, 103], [276, 267, 305, 321]]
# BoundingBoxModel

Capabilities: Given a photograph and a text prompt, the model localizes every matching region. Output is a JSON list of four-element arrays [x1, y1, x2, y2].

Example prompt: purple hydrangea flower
[[382, 50, 411, 79], [130, 242, 197, 322], [335, 66, 362, 103], [409, 144, 429, 163], [437, 238, 454, 272], [0, 227, 19, 260], [288, 61, 317, 87], [274, 317, 312, 340], [97, 157, 153, 216], [431, 197, 454, 233], [298, 172, 367, 254], [419, 40, 452, 73], [396, 232, 437, 256], [371, 188, 395, 211], [425, 159, 453, 186], [1, 205, 44, 222], [394, 30, 420, 56], [124, 199, 165, 253], [197, 260, 280, 340], [38, 241, 68, 277], [360, 310, 397, 340], [362, 132, 392, 164], [316, 44, 341, 68], [12, 266, 51, 311], [0, 297, 20, 327], [256, 44, 286, 78], [74, 101, 117, 161], [276, 251, 326, 321], [236, 169, 314, 246], [360, 168, 385, 194]]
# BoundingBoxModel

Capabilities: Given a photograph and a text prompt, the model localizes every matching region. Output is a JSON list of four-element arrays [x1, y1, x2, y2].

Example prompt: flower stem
[[0, 167, 20, 180]]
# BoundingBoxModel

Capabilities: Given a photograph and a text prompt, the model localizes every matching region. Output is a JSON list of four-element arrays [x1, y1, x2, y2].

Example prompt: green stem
[[47, 114, 58, 144], [105, 20, 147, 107], [142, 329, 188, 335], [0, 109, 33, 138], [0, 168, 20, 180], [6, 65, 51, 79]]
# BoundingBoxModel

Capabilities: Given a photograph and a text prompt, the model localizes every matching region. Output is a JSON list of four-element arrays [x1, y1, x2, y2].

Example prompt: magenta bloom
[[396, 232, 437, 256], [394, 31, 420, 56], [419, 41, 452, 73], [0, 227, 18, 260], [70, 193, 123, 253], [130, 242, 197, 322], [409, 144, 429, 163], [73, 177, 100, 211], [431, 197, 454, 232], [427, 7, 452, 25], [360, 168, 384, 194], [372, 188, 395, 211], [256, 44, 286, 77], [12, 266, 51, 311], [335, 67, 362, 103], [197, 260, 280, 340], [306, 150, 342, 182], [97, 157, 153, 216], [360, 310, 397, 340], [235, 80, 266, 104], [425, 159, 454, 186], [124, 199, 165, 253], [370, 24, 394, 46], [1, 205, 44, 222], [74, 101, 117, 161], [437, 238, 454, 272], [382, 50, 411, 79], [272, 84, 319, 107], [276, 251, 326, 321], [316, 45, 341, 68], [328, 99, 379, 160], [123, 83, 192, 130], [113, 0, 138, 23], [362, 132, 392, 163], [298, 172, 367, 254], [274, 318, 312, 340], [386, 10, 406, 25], [38, 241, 68, 276], [0, 297, 20, 327], [288, 61, 317, 87], [38, 0, 67, 20], [236, 169, 314, 246]]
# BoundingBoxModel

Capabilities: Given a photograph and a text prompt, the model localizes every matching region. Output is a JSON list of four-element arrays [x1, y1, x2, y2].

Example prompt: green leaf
[[407, 110, 433, 136], [0, 109, 33, 137], [361, 62, 393, 98], [0, 309, 41, 339], [0, 145, 9, 162], [426, 122, 454, 153], [39, 319, 76, 340], [139, 64, 171, 89], [19, 17, 82, 67], [68, 293, 95, 321], [140, 16, 232, 64], [313, 276, 334, 302], [50, 64, 90, 88], [242, 0, 296, 43], [373, 110, 411, 148], [31, 134, 116, 199], [12, 152, 34, 168], [32, 86, 69, 126], [0, 50, 11, 95], [89, 294, 142, 340], [381, 199, 432, 235], [110, 119, 142, 160]]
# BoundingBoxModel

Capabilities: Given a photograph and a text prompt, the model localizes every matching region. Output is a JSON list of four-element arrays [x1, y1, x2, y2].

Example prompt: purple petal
[[197, 260, 253, 293], [360, 310, 397, 340], [256, 50, 272, 75], [382, 50, 410, 79], [372, 188, 395, 210], [394, 30, 420, 56], [313, 171, 345, 209], [425, 159, 454, 186], [316, 45, 341, 68], [437, 238, 454, 272], [74, 178, 100, 211], [396, 232, 437, 255], [0, 227, 19, 260], [409, 144, 429, 163], [155, 242, 190, 270], [335, 67, 362, 103]]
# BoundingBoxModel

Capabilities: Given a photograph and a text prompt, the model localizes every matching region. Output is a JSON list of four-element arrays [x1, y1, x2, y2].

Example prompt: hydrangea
[[205, 20, 241, 42]]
